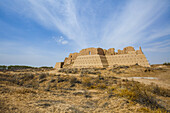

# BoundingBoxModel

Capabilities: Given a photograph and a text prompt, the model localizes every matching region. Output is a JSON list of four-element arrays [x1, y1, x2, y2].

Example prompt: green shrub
[[0, 65, 7, 70], [39, 66, 53, 69], [163, 62, 170, 65]]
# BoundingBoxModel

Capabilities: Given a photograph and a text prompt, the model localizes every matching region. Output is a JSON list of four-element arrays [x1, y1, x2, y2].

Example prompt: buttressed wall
[[55, 46, 150, 68]]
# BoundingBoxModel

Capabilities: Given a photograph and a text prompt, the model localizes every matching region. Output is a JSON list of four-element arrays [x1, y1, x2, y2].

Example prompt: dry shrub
[[80, 68, 101, 75], [0, 99, 11, 112], [97, 83, 107, 89], [39, 73, 47, 79], [107, 86, 117, 97], [137, 107, 167, 113], [52, 83, 58, 90], [50, 79, 56, 83], [117, 88, 137, 100], [24, 82, 38, 89], [39, 79, 47, 83], [45, 82, 51, 91], [89, 85, 97, 89], [117, 81, 167, 111], [149, 83, 170, 97], [21, 74, 34, 81], [15, 88, 36, 94], [82, 77, 92, 88], [69, 76, 81, 87], [70, 77, 80, 84], [57, 76, 69, 83], [58, 68, 79, 74], [0, 74, 18, 85], [84, 90, 92, 98]]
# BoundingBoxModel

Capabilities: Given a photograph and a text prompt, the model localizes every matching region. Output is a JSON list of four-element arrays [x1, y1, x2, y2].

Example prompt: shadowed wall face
[[55, 62, 64, 68]]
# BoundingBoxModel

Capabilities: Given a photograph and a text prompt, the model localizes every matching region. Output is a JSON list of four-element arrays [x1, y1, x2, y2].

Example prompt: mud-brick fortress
[[55, 46, 150, 69]]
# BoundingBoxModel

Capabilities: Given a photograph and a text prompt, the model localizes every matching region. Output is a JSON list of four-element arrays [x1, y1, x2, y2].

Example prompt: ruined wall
[[117, 49, 124, 54], [103, 49, 107, 55], [63, 52, 79, 66], [72, 48, 107, 68], [73, 55, 108, 68], [97, 48, 105, 55], [69, 52, 79, 60], [79, 48, 96, 55], [123, 46, 135, 54], [136, 54, 150, 67], [106, 46, 150, 67], [106, 54, 149, 67], [106, 48, 115, 55], [55, 62, 64, 69], [79, 48, 104, 56], [55, 46, 150, 69]]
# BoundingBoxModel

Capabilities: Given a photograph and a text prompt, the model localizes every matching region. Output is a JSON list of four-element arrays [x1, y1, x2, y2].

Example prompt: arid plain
[[0, 64, 170, 113]]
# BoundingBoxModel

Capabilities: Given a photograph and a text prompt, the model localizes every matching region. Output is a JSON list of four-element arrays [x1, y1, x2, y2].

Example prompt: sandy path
[[119, 77, 170, 89]]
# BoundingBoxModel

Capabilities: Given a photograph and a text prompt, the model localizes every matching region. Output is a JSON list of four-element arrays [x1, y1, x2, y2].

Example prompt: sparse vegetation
[[0, 65, 54, 72], [0, 65, 169, 112], [0, 65, 7, 70], [58, 68, 79, 74], [163, 62, 170, 65]]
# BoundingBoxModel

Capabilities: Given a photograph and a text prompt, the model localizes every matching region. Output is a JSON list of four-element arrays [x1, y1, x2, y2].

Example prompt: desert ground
[[0, 65, 170, 113]]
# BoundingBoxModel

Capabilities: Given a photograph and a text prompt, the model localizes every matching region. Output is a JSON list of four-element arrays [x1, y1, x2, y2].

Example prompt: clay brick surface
[[54, 46, 150, 69]]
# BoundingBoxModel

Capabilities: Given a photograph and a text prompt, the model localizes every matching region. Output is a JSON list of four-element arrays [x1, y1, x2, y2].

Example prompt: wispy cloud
[[6, 0, 88, 48], [143, 39, 170, 52], [2, 0, 169, 49], [0, 0, 170, 65], [53, 36, 68, 45], [101, 0, 170, 48]]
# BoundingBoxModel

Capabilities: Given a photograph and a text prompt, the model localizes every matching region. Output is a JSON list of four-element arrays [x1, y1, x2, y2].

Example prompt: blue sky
[[0, 0, 170, 67]]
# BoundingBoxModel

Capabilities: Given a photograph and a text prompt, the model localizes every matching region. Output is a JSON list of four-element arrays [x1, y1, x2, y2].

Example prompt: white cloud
[[143, 27, 170, 43], [1, 0, 170, 52], [61, 40, 68, 45], [101, 0, 170, 49], [26, 0, 87, 48], [2, 0, 170, 49], [52, 36, 68, 45]]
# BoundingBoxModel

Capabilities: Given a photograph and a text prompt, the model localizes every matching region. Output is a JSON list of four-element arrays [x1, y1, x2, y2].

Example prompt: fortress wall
[[106, 53, 150, 67], [55, 62, 64, 69], [117, 49, 124, 54], [123, 46, 135, 53], [79, 48, 105, 56], [79, 48, 98, 55], [100, 55, 109, 67], [64, 57, 71, 65], [69, 52, 79, 60], [55, 46, 150, 69], [106, 48, 115, 55], [106, 54, 137, 67], [64, 52, 79, 66], [103, 49, 107, 55], [97, 48, 105, 55], [73, 55, 107, 68], [136, 54, 150, 67]]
